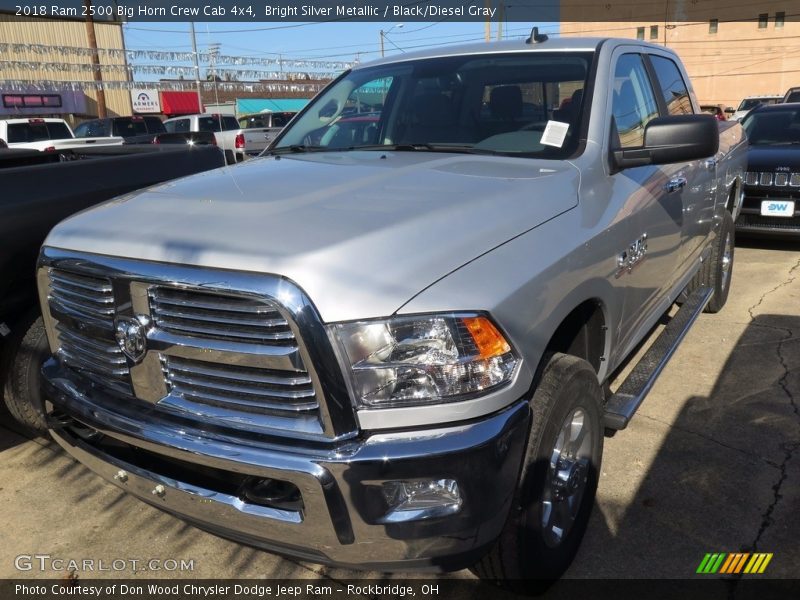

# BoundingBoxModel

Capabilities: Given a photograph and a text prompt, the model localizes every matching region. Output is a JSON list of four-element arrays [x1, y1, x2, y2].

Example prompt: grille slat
[[167, 358, 311, 386], [153, 306, 287, 328], [49, 293, 115, 321], [49, 271, 113, 294], [151, 288, 281, 314], [49, 268, 132, 394], [151, 318, 295, 341], [163, 356, 319, 414], [59, 347, 129, 377], [49, 282, 115, 308], [57, 325, 124, 357], [150, 287, 295, 344]]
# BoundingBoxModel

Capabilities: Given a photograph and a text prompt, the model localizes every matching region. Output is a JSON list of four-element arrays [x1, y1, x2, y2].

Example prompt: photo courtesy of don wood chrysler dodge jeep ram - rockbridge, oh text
[[31, 35, 746, 584]]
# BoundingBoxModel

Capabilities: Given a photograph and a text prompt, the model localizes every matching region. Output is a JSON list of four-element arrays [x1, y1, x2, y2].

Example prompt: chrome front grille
[[39, 253, 344, 439], [745, 171, 800, 187], [149, 287, 295, 344], [47, 269, 132, 394], [162, 356, 318, 414]]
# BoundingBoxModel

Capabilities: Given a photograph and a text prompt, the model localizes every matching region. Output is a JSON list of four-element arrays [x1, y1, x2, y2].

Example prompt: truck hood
[[46, 151, 578, 322], [746, 145, 800, 171]]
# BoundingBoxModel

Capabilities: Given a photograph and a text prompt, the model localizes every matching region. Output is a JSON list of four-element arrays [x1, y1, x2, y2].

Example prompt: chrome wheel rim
[[541, 407, 593, 548], [720, 229, 733, 291]]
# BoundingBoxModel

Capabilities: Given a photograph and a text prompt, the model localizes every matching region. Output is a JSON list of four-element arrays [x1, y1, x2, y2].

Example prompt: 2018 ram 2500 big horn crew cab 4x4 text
[[36, 37, 746, 583]]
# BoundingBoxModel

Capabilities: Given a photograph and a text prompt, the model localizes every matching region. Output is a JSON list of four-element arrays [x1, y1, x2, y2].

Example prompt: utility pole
[[497, 1, 504, 40], [189, 22, 203, 111], [484, 0, 491, 42], [380, 24, 403, 57], [83, 0, 107, 118]]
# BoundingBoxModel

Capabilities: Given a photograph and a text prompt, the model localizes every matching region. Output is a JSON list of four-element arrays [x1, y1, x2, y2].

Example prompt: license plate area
[[761, 200, 795, 217]]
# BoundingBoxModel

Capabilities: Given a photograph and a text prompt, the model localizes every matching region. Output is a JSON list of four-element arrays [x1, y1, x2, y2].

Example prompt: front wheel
[[472, 353, 604, 585], [1, 311, 50, 434]]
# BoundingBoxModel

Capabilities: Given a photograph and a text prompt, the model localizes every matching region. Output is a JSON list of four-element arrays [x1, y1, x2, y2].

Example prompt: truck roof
[[1, 117, 68, 124], [355, 37, 676, 70]]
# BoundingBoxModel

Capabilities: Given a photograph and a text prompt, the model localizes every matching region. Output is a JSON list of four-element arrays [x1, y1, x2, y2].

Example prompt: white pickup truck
[[0, 118, 123, 151], [235, 111, 297, 158], [163, 113, 244, 163]]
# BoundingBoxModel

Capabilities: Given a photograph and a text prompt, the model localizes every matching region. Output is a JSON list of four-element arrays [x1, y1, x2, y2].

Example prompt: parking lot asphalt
[[0, 240, 798, 586]]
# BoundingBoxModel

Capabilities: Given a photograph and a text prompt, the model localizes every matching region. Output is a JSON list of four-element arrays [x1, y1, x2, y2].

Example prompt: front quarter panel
[[395, 165, 623, 409]]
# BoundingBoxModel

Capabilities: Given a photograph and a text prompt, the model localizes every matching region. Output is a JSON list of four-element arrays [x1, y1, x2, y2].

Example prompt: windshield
[[742, 107, 800, 145], [275, 52, 594, 158], [738, 98, 779, 111]]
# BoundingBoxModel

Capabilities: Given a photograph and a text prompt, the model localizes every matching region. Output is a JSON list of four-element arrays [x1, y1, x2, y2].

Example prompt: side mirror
[[725, 107, 735, 114], [613, 114, 719, 170]]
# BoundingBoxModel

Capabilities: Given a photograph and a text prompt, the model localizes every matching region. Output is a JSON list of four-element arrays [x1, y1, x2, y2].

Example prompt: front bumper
[[42, 359, 530, 571], [736, 193, 800, 236]]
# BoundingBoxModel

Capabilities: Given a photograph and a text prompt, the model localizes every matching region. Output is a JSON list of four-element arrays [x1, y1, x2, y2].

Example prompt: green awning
[[236, 98, 309, 115]]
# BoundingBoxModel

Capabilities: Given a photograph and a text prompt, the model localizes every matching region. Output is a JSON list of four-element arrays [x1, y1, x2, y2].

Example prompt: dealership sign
[[131, 89, 160, 113]]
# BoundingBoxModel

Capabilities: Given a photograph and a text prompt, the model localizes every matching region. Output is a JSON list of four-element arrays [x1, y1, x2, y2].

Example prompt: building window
[[650, 25, 659, 40], [776, 12, 785, 28], [636, 26, 645, 40], [2, 94, 62, 109], [709, 19, 718, 34], [758, 13, 768, 28]]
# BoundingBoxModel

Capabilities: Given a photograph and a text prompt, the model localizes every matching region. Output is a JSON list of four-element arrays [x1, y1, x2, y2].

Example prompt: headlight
[[332, 313, 518, 409]]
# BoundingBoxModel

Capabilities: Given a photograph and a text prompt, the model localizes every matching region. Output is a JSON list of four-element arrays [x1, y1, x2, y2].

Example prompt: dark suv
[[73, 116, 166, 144], [738, 103, 800, 236]]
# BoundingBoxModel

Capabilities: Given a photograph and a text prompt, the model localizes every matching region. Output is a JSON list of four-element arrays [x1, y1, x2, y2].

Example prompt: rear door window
[[144, 117, 166, 134], [6, 121, 72, 143], [197, 116, 239, 132], [165, 119, 189, 133], [112, 118, 149, 137], [74, 121, 108, 137]]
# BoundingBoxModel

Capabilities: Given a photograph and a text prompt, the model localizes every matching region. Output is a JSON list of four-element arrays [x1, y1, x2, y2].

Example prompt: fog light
[[381, 479, 462, 523]]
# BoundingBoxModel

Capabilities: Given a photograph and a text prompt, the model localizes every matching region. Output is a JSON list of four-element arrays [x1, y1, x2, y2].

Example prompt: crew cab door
[[646, 52, 716, 271], [607, 51, 683, 356]]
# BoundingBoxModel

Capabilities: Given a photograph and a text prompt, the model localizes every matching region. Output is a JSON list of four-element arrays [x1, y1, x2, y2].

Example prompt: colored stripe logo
[[697, 553, 773, 574]]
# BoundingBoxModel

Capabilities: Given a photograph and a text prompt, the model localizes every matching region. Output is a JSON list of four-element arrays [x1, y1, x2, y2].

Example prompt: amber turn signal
[[462, 316, 511, 359]]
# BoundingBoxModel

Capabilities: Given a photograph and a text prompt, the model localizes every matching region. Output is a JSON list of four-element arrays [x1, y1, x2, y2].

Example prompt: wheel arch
[[541, 298, 608, 375]]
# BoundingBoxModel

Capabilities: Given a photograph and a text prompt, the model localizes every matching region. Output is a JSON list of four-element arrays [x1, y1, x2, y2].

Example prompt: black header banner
[[0, 0, 795, 23], [3, 578, 800, 600]]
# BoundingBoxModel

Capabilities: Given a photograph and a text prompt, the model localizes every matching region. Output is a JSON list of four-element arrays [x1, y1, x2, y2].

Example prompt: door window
[[611, 54, 659, 148], [649, 55, 693, 115]]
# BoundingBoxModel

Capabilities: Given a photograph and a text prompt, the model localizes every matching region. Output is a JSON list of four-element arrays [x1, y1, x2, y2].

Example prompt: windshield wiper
[[349, 143, 493, 155], [266, 144, 325, 155]]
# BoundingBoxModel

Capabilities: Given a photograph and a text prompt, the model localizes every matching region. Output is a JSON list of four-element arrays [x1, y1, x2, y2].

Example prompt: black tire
[[704, 210, 735, 313], [472, 353, 604, 587], [0, 311, 50, 434]]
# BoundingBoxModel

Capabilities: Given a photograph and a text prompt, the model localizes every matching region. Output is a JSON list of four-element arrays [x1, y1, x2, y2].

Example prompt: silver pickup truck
[[35, 36, 746, 583]]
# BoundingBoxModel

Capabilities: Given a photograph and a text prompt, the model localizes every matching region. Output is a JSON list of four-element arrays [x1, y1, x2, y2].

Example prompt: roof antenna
[[525, 27, 548, 44]]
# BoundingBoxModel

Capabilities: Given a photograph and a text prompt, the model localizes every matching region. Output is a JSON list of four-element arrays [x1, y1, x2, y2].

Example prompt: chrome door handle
[[664, 177, 687, 193]]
